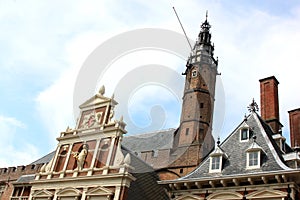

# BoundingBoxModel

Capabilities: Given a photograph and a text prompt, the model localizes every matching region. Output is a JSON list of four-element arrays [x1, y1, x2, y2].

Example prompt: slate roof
[[122, 128, 175, 153], [15, 174, 35, 183], [121, 146, 169, 200], [180, 112, 291, 180], [30, 151, 55, 165]]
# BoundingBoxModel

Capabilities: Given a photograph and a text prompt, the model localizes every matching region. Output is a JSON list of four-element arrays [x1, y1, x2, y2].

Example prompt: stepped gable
[[180, 111, 291, 180]]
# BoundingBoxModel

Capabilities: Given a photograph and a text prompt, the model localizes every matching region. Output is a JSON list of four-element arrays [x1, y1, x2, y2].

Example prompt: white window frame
[[240, 127, 250, 142], [246, 151, 261, 169], [209, 156, 222, 173]]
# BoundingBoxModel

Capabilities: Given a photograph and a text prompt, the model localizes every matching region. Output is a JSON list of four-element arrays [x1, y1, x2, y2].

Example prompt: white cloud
[[1, 0, 300, 166], [0, 115, 39, 167]]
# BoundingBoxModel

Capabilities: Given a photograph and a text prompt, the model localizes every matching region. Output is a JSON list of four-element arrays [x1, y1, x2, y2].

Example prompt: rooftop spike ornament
[[248, 98, 259, 113]]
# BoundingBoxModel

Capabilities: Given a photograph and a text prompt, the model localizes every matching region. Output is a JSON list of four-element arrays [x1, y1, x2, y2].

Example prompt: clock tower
[[171, 15, 218, 173]]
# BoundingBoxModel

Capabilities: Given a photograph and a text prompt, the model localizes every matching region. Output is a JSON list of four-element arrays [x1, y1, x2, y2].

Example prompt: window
[[248, 152, 258, 166], [209, 156, 222, 172], [240, 127, 253, 141], [185, 128, 189, 136], [246, 151, 261, 169], [241, 128, 248, 140], [211, 157, 220, 170]]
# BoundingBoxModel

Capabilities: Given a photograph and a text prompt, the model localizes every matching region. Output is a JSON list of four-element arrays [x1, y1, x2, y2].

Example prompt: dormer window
[[248, 151, 259, 167], [246, 138, 264, 169], [241, 128, 248, 140], [240, 125, 253, 142], [210, 156, 221, 171], [209, 140, 228, 173]]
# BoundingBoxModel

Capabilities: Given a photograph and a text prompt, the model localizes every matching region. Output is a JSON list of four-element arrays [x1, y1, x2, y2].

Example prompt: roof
[[121, 146, 169, 200], [30, 151, 55, 165], [180, 112, 291, 180], [122, 128, 175, 153], [15, 174, 35, 183]]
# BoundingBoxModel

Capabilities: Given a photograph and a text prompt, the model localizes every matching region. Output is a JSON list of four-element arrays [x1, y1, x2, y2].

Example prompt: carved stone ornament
[[113, 140, 124, 167], [79, 110, 103, 129], [72, 144, 88, 170]]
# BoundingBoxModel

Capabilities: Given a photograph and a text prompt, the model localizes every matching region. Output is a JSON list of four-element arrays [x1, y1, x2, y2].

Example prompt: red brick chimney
[[259, 76, 283, 134], [289, 108, 300, 148]]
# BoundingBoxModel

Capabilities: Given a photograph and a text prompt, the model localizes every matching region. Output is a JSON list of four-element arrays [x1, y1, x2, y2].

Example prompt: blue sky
[[1, 0, 300, 167]]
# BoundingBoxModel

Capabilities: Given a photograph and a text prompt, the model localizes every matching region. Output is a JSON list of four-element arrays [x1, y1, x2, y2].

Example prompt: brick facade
[[0, 164, 42, 200]]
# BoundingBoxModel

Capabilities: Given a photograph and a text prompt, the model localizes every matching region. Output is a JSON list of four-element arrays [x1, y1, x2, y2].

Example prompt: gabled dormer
[[239, 122, 253, 142], [246, 136, 265, 169], [209, 139, 228, 173]]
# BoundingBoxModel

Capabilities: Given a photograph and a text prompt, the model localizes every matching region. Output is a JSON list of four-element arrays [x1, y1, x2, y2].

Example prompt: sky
[[0, 0, 300, 167]]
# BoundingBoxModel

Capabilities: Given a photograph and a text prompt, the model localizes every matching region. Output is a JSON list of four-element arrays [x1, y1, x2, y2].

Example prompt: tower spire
[[177, 13, 219, 168]]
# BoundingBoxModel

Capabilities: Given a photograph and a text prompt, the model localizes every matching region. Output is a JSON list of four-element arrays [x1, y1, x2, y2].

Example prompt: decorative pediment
[[175, 194, 203, 200], [246, 189, 287, 199], [207, 191, 243, 200], [79, 86, 117, 109], [57, 187, 81, 197], [79, 94, 112, 109], [86, 186, 113, 196], [32, 189, 54, 198]]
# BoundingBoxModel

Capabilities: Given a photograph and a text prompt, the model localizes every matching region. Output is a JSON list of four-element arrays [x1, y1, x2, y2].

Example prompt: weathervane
[[248, 98, 259, 112]]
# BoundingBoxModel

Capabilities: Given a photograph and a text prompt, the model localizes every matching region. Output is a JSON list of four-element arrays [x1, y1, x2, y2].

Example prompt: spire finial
[[247, 98, 259, 113], [217, 136, 220, 146], [206, 10, 208, 21]]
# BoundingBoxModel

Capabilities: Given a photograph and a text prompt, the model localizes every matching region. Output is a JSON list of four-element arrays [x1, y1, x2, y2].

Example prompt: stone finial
[[98, 85, 105, 95], [66, 126, 72, 132], [111, 93, 115, 99], [217, 137, 220, 147]]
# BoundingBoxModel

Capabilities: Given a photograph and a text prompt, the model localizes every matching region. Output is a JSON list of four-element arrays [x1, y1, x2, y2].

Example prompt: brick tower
[[170, 15, 218, 174]]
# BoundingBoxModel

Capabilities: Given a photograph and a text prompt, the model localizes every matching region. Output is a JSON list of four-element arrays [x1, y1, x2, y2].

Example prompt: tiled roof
[[180, 112, 291, 180], [122, 128, 175, 153]]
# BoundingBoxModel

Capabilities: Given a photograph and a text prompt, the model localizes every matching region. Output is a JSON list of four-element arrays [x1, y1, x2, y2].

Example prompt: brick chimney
[[288, 108, 300, 148], [259, 76, 283, 134]]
